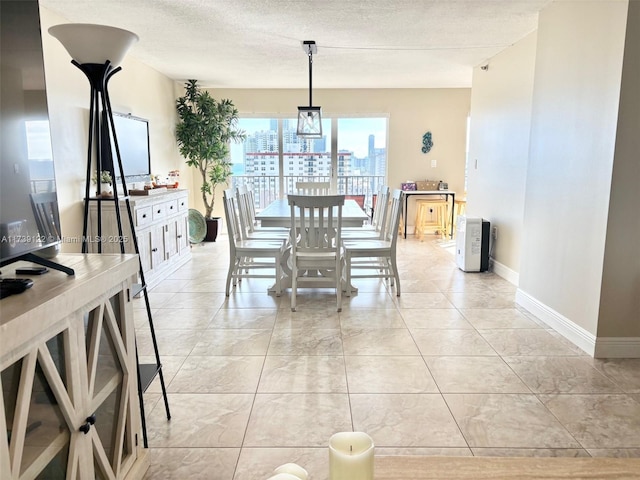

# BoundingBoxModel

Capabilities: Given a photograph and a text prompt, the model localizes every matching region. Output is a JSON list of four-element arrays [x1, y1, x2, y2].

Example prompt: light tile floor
[[137, 236, 640, 480]]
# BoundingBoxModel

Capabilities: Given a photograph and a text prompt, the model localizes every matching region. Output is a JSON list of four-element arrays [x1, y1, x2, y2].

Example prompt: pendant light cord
[[308, 48, 313, 107]]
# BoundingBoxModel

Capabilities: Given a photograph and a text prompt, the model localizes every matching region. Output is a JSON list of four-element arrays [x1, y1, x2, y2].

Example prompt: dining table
[[254, 198, 370, 293], [256, 198, 371, 228]]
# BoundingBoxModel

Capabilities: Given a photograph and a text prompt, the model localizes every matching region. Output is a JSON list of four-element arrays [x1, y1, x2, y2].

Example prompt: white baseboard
[[515, 289, 596, 356], [515, 290, 640, 358], [490, 259, 519, 286], [594, 337, 640, 358]]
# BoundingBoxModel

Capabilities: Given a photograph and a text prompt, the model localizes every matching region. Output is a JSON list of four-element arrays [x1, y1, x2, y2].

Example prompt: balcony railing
[[230, 175, 386, 210]]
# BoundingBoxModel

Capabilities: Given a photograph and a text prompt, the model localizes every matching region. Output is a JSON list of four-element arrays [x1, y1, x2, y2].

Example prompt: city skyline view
[[230, 117, 387, 178]]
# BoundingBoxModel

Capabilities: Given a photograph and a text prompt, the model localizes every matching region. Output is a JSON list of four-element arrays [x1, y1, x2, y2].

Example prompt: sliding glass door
[[230, 116, 387, 209], [336, 117, 387, 208]]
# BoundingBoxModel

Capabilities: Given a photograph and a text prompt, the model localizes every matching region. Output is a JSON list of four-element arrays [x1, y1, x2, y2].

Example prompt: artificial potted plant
[[175, 79, 245, 241], [92, 170, 113, 197]]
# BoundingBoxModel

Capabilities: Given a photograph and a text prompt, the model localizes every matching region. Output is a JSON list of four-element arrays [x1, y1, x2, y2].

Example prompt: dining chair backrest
[[371, 185, 390, 233], [295, 181, 330, 195], [30, 192, 61, 241], [288, 194, 345, 252], [288, 194, 346, 312], [382, 189, 403, 245], [236, 184, 257, 236], [223, 188, 243, 247]]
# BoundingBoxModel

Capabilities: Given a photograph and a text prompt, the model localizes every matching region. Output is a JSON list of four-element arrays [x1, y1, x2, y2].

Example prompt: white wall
[[41, 6, 183, 252], [197, 88, 471, 219], [466, 32, 537, 281], [518, 0, 628, 336], [597, 0, 640, 339], [41, 3, 472, 249]]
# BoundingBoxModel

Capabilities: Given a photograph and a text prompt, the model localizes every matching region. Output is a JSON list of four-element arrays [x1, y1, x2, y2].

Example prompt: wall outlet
[[431, 159, 437, 168], [492, 226, 498, 239]]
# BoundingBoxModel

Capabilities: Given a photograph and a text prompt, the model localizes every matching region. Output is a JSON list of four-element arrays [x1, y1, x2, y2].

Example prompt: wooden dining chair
[[295, 181, 330, 195], [288, 194, 345, 312], [342, 188, 403, 297], [342, 185, 390, 240], [222, 189, 287, 296], [30, 192, 61, 243], [234, 185, 289, 240]]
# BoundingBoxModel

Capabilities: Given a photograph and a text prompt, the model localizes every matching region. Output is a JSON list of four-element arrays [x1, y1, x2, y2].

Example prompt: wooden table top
[[375, 455, 640, 479], [256, 198, 370, 228]]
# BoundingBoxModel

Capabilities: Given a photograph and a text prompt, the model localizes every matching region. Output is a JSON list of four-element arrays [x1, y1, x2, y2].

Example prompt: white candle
[[272, 463, 309, 480], [329, 431, 374, 480]]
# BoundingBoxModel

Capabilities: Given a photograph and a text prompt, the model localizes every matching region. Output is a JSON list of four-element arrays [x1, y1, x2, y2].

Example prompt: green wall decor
[[422, 131, 433, 154]]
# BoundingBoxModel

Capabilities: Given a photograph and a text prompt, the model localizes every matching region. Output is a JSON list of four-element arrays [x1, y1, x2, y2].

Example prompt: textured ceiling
[[40, 0, 551, 88]]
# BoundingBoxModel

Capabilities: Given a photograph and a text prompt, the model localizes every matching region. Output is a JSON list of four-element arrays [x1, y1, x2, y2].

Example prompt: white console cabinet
[[0, 254, 149, 479], [88, 189, 191, 289]]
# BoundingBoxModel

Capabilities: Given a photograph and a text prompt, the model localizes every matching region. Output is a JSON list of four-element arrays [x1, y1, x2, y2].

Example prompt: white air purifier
[[455, 216, 490, 272]]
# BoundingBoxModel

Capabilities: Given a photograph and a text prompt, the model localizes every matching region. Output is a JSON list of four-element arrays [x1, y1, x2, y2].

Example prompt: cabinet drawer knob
[[142, 214, 147, 218], [79, 422, 91, 434], [86, 414, 96, 425], [177, 234, 182, 238], [152, 248, 158, 252]]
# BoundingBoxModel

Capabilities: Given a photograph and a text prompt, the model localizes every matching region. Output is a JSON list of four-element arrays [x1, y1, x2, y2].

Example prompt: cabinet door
[[150, 225, 166, 271], [83, 289, 138, 479], [136, 229, 152, 274], [1, 287, 138, 479], [1, 328, 84, 478], [176, 215, 189, 254], [164, 220, 178, 261]]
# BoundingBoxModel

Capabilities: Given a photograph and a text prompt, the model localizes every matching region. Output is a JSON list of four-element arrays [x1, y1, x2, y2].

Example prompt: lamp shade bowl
[[49, 23, 138, 66]]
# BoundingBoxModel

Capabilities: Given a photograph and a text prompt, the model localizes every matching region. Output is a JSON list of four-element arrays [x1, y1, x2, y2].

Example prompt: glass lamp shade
[[49, 23, 138, 67], [297, 106, 323, 138]]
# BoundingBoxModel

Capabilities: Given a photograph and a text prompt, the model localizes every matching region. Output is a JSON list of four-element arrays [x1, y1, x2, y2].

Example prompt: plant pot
[[98, 183, 113, 197], [204, 217, 221, 242]]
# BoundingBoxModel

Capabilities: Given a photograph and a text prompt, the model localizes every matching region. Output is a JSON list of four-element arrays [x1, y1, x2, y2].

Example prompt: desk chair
[[450, 197, 467, 237], [414, 198, 449, 240]]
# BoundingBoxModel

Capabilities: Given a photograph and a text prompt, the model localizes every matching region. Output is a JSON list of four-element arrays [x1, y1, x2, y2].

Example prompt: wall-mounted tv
[[103, 112, 151, 181], [0, 0, 73, 275]]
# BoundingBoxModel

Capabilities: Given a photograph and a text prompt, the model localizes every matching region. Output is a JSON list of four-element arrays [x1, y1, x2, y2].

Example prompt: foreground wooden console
[[375, 455, 640, 479], [0, 254, 148, 479]]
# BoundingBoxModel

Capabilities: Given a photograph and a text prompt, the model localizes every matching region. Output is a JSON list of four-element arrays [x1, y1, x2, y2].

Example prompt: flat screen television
[[0, 0, 73, 275], [103, 112, 151, 182]]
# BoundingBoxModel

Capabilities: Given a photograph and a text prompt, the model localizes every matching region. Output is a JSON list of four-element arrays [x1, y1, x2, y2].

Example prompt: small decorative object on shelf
[[92, 170, 113, 197], [401, 182, 417, 191], [168, 169, 180, 188], [421, 131, 433, 154]]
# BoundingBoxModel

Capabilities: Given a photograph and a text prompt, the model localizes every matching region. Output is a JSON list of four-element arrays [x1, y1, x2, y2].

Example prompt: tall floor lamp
[[49, 23, 171, 447]]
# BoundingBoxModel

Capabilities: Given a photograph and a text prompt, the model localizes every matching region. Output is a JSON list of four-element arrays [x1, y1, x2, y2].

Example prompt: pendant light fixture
[[297, 40, 322, 139]]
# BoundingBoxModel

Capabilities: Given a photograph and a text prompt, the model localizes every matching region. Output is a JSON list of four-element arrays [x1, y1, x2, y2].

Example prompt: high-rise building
[[244, 121, 344, 178]]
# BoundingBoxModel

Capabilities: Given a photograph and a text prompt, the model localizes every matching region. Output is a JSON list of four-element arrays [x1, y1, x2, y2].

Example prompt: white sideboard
[[88, 189, 191, 289], [0, 254, 149, 479]]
